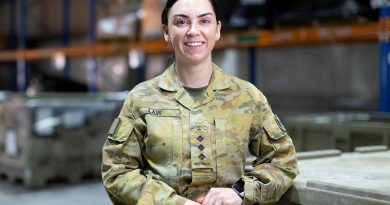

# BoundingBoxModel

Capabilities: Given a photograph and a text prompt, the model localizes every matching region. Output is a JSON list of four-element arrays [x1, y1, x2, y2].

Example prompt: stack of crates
[[0, 92, 125, 188], [87, 92, 126, 175], [284, 112, 390, 152]]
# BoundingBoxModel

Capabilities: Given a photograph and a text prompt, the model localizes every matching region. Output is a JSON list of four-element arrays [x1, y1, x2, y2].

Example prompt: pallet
[[0, 94, 121, 188]]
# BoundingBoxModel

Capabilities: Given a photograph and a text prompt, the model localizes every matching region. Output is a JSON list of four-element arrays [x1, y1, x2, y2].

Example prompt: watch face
[[233, 182, 244, 193]]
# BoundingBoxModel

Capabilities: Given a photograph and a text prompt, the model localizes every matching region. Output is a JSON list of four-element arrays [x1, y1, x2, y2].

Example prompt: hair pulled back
[[161, 0, 220, 25]]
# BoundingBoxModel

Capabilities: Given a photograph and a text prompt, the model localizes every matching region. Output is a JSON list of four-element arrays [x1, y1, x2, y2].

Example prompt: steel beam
[[249, 47, 257, 86], [379, 7, 390, 112], [17, 0, 27, 92], [88, 0, 97, 92]]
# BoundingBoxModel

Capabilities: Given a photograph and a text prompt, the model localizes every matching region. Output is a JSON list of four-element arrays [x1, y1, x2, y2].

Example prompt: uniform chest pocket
[[142, 108, 181, 177], [214, 114, 253, 184]]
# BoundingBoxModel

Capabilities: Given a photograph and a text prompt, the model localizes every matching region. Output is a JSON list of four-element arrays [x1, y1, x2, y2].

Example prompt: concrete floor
[[0, 179, 111, 205]]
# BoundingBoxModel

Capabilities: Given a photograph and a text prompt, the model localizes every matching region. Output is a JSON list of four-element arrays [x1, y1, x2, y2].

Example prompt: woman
[[101, 0, 298, 204]]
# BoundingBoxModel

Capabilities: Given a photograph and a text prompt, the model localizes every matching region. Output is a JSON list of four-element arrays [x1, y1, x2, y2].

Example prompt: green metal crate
[[0, 93, 124, 188], [284, 112, 390, 152]]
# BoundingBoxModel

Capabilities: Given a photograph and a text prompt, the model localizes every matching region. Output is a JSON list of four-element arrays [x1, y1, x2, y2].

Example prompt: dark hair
[[161, 0, 220, 25]]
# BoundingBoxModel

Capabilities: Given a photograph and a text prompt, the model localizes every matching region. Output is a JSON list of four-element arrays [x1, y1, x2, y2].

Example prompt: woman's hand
[[200, 188, 243, 205]]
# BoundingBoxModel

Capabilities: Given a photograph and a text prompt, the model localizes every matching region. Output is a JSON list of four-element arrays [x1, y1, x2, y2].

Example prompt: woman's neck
[[175, 59, 213, 88]]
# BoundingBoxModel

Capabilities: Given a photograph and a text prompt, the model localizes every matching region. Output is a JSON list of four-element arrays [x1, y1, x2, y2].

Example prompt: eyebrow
[[173, 12, 213, 18]]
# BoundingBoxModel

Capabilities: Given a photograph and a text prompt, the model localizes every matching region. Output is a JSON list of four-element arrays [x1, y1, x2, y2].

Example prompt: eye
[[200, 19, 211, 25], [175, 18, 189, 27]]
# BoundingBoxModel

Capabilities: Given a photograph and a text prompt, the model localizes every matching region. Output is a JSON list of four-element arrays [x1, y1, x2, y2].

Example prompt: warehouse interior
[[0, 0, 389, 204]]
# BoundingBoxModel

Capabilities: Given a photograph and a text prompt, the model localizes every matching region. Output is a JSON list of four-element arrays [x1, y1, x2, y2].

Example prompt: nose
[[187, 22, 200, 36]]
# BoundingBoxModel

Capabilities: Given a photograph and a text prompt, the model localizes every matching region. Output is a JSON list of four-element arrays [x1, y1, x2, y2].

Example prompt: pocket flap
[[263, 114, 287, 140], [107, 116, 133, 142]]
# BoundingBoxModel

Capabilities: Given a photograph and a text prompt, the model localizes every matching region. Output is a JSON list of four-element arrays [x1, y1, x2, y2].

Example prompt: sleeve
[[242, 95, 299, 205], [101, 94, 187, 205]]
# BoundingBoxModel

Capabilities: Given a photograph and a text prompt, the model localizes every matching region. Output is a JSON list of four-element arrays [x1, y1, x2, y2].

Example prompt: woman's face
[[164, 0, 221, 65]]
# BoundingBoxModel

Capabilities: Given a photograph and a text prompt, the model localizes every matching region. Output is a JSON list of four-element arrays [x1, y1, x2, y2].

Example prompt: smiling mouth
[[185, 42, 204, 47]]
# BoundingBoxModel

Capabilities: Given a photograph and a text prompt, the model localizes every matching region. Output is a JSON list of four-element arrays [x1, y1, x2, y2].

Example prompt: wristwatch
[[232, 179, 245, 199]]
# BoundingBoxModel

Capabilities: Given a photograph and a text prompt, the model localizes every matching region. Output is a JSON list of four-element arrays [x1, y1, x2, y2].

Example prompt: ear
[[162, 25, 170, 43], [215, 21, 222, 41]]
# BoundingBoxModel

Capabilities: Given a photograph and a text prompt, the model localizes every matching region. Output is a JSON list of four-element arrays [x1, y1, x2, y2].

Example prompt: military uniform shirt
[[102, 63, 298, 205]]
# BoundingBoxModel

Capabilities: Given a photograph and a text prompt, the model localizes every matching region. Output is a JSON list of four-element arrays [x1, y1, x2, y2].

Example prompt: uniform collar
[[158, 63, 231, 92], [158, 63, 231, 109]]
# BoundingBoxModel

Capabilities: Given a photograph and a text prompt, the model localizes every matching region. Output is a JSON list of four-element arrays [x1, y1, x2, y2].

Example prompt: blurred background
[[0, 0, 389, 204]]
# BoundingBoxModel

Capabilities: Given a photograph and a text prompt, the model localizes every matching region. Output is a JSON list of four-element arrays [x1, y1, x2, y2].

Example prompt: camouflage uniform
[[102, 63, 298, 205]]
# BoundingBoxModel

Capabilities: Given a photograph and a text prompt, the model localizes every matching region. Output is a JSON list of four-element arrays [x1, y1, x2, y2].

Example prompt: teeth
[[186, 42, 202, 47]]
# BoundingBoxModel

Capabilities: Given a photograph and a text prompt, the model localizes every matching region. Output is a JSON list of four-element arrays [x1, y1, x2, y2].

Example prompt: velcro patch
[[274, 114, 287, 132], [107, 117, 120, 135]]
